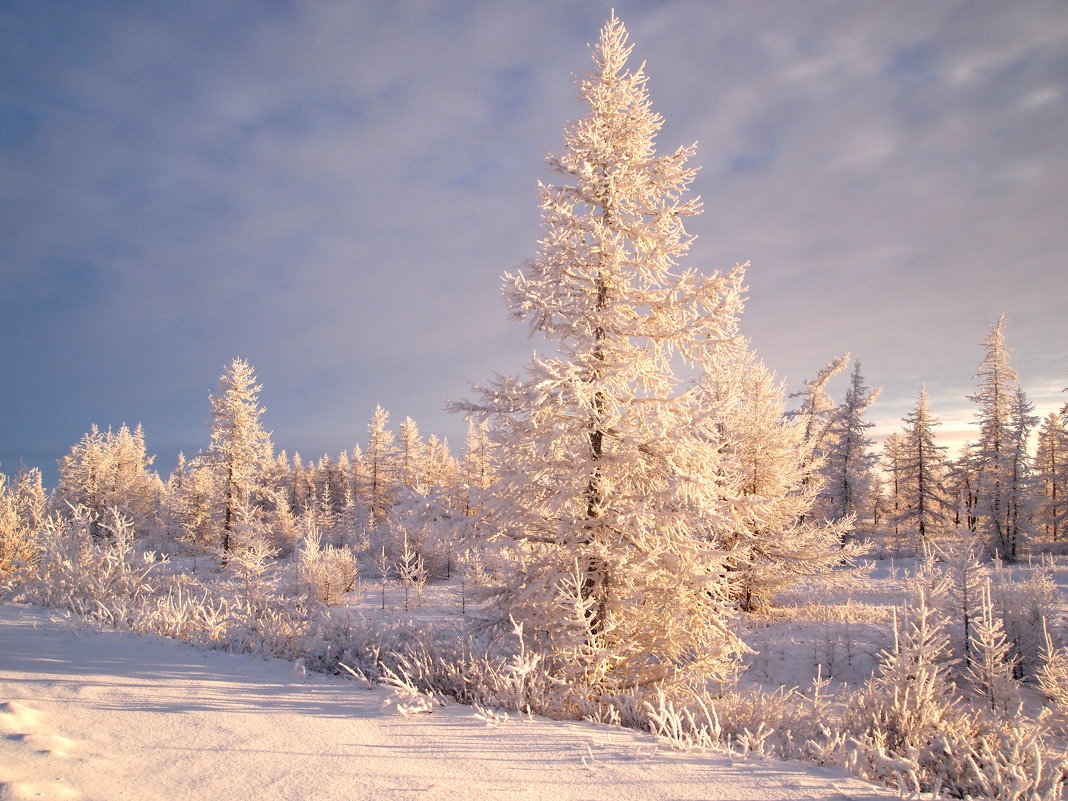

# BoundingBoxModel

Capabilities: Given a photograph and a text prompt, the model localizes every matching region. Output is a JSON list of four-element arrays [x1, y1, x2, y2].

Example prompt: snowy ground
[[0, 604, 900, 801]]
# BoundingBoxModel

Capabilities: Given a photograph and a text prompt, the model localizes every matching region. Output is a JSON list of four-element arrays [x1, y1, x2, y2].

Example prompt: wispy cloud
[[1, 1, 1066, 479]]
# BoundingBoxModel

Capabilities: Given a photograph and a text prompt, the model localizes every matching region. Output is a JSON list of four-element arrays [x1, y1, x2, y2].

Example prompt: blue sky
[[2, 1, 1067, 483]]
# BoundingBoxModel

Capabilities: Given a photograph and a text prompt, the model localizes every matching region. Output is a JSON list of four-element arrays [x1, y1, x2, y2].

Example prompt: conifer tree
[[787, 355, 850, 526], [397, 416, 427, 492], [456, 14, 744, 691], [1035, 410, 1067, 541], [1004, 386, 1037, 552], [208, 358, 273, 552], [164, 452, 214, 548], [937, 519, 988, 670], [881, 433, 906, 552], [819, 361, 881, 527], [361, 405, 397, 527], [57, 423, 161, 535], [966, 582, 1022, 716], [710, 349, 854, 611], [896, 388, 951, 546], [969, 317, 1029, 560]]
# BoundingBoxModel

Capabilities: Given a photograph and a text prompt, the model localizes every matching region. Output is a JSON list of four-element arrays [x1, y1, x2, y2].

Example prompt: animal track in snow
[[0, 700, 74, 757], [0, 700, 82, 800], [0, 779, 83, 801], [0, 701, 41, 734], [6, 731, 75, 757]]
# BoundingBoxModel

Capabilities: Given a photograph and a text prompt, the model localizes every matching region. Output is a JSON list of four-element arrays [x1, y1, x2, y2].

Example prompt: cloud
[[2, 0, 1066, 479]]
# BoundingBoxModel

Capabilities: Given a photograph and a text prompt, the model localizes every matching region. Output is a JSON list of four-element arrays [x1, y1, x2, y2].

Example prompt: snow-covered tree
[[208, 358, 274, 552], [1035, 409, 1067, 541], [788, 354, 850, 525], [396, 416, 427, 492], [881, 433, 906, 552], [56, 423, 161, 535], [455, 15, 745, 692], [895, 388, 951, 546], [818, 361, 881, 528], [164, 452, 220, 549], [1004, 386, 1037, 552], [968, 317, 1031, 560], [359, 405, 397, 528], [0, 467, 47, 575], [947, 441, 981, 532], [852, 585, 960, 763], [936, 520, 988, 671], [706, 345, 854, 612], [966, 582, 1022, 716]]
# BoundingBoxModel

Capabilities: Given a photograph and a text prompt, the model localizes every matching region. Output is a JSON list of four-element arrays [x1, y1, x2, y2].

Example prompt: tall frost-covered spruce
[[968, 316, 1033, 560], [209, 358, 273, 552], [456, 16, 745, 692]]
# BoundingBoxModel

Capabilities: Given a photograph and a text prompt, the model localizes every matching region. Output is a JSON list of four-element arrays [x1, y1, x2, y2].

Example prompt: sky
[[2, 0, 1067, 484]]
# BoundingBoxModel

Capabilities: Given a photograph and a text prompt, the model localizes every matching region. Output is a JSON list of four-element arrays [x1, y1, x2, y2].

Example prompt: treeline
[[808, 316, 1067, 562], [0, 358, 496, 590]]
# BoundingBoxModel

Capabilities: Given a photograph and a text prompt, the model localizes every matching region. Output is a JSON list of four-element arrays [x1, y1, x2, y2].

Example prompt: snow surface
[[0, 604, 901, 801]]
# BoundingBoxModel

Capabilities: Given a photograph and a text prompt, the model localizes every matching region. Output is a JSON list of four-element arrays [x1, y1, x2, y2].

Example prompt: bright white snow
[[0, 604, 900, 801]]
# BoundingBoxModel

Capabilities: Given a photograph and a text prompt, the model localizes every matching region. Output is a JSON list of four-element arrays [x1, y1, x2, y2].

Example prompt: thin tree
[[361, 405, 397, 528], [896, 387, 951, 547], [710, 348, 854, 611], [881, 433, 906, 553], [1035, 410, 1067, 541], [209, 358, 273, 553], [969, 316, 1028, 559], [788, 354, 850, 525], [819, 361, 881, 529]]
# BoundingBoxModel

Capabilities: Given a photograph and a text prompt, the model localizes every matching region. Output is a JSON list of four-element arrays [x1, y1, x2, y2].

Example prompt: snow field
[[0, 604, 901, 801]]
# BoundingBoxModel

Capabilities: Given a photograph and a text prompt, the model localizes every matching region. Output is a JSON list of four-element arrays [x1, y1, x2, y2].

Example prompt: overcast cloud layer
[[2, 1, 1066, 481]]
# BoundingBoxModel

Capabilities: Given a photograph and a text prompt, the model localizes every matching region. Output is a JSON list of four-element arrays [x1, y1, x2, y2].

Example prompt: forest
[[2, 14, 1067, 801]]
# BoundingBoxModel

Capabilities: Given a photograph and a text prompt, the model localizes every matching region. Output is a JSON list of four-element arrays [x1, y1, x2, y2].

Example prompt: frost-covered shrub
[[20, 506, 161, 621], [0, 469, 47, 582], [133, 573, 232, 645], [1038, 626, 1068, 733], [846, 590, 961, 774], [991, 561, 1061, 677], [298, 530, 358, 606], [838, 587, 1066, 799], [966, 583, 1023, 717]]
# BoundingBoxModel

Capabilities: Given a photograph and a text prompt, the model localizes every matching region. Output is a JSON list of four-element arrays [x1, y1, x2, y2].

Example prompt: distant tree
[[461, 420, 494, 516], [1003, 386, 1038, 552], [56, 423, 161, 535], [424, 435, 459, 495], [333, 450, 353, 508], [968, 317, 1030, 560], [895, 388, 951, 546], [1035, 410, 1067, 541], [819, 361, 881, 530], [208, 358, 274, 552], [881, 433, 906, 551], [456, 15, 743, 692], [396, 416, 427, 492], [948, 442, 980, 532], [0, 467, 47, 574], [711, 348, 855, 611], [165, 452, 220, 549], [788, 354, 850, 524], [360, 405, 397, 528]]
